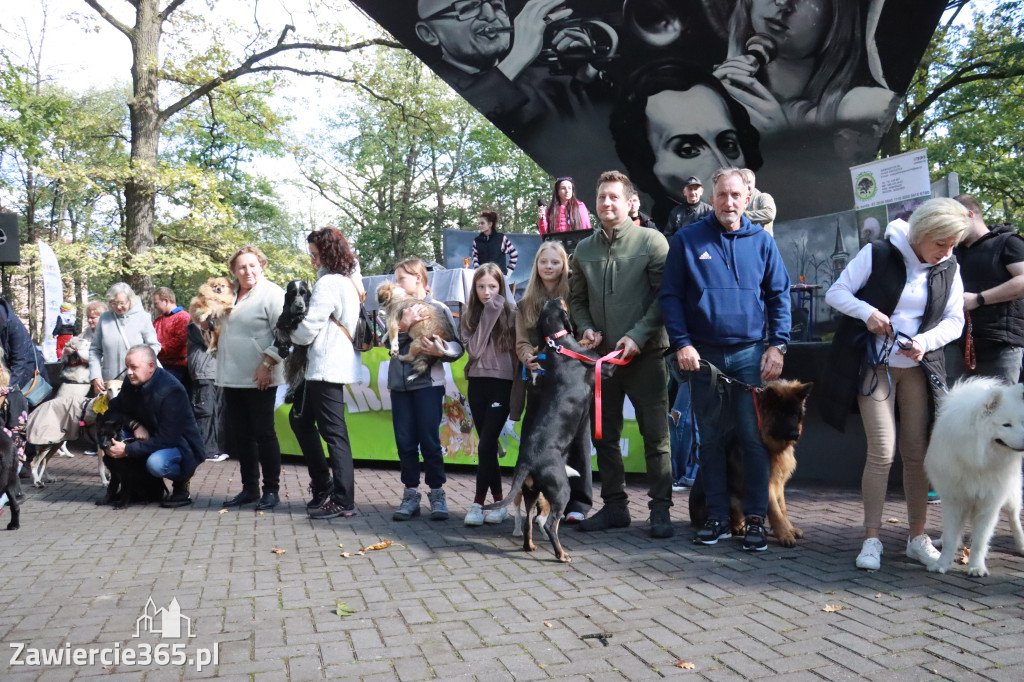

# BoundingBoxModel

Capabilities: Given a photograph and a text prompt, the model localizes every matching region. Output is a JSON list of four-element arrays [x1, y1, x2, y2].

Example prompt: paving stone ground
[[1, 450, 1022, 681]]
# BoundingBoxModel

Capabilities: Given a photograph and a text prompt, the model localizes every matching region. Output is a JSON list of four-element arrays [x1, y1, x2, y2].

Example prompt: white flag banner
[[37, 241, 63, 362]]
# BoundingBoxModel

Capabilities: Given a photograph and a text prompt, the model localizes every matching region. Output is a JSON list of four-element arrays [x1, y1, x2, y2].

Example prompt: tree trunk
[[124, 0, 163, 309]]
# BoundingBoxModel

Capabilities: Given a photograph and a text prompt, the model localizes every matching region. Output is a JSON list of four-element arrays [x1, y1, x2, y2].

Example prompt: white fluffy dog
[[925, 377, 1024, 577]]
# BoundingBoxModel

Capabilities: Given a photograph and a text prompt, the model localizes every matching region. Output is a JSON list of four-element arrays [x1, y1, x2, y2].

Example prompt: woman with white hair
[[821, 198, 969, 571], [89, 282, 161, 395]]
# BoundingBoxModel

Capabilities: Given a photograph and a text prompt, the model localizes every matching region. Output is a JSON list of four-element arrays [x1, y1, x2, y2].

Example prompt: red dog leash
[[545, 330, 632, 439]]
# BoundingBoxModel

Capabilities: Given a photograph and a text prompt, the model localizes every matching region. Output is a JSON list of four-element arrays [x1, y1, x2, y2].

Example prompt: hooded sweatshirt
[[825, 219, 964, 368], [660, 212, 790, 349]]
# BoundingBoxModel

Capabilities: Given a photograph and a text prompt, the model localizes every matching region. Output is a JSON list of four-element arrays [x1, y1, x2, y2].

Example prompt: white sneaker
[[564, 511, 585, 523], [484, 507, 508, 524], [464, 503, 484, 526], [906, 534, 940, 565], [856, 538, 883, 570], [206, 453, 229, 462]]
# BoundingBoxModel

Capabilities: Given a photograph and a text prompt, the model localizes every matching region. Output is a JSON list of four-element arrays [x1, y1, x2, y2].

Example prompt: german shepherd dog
[[95, 415, 168, 509], [273, 279, 312, 403], [484, 298, 614, 563], [688, 379, 813, 547]]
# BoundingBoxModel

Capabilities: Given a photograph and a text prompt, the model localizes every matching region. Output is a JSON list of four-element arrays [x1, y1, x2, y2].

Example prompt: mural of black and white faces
[[354, 0, 945, 221]]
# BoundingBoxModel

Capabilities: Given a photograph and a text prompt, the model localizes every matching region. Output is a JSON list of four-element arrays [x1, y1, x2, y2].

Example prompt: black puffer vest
[[955, 225, 1024, 347], [819, 240, 958, 432], [474, 232, 508, 274]]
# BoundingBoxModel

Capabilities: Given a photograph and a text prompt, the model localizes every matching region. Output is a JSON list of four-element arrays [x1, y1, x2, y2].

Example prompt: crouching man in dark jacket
[[106, 344, 204, 507]]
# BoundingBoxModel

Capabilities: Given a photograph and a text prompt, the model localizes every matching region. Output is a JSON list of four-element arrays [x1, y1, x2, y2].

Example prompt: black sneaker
[[309, 498, 357, 520], [693, 518, 731, 545], [306, 480, 333, 510], [578, 504, 631, 531], [742, 516, 768, 551]]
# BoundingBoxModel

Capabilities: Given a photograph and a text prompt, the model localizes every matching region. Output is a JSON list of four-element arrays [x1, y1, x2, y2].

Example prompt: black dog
[[95, 417, 167, 509], [274, 279, 312, 403], [0, 429, 20, 530], [484, 298, 615, 562]]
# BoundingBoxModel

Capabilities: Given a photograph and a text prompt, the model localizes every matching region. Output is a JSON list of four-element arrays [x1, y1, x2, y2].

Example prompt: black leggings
[[222, 387, 281, 494], [467, 377, 512, 504]]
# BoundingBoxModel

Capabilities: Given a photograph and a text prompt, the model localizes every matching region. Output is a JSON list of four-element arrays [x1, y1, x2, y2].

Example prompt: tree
[[884, 1, 1024, 220], [81, 0, 398, 301]]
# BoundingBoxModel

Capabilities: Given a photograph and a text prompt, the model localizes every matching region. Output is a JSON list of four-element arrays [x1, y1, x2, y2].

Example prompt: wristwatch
[[977, 292, 987, 306], [772, 343, 788, 355]]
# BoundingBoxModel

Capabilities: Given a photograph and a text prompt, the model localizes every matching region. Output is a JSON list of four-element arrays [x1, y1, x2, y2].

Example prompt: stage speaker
[[0, 214, 20, 266]]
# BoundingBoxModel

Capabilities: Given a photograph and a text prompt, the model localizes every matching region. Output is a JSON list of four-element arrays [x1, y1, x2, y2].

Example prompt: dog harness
[[544, 329, 632, 440]]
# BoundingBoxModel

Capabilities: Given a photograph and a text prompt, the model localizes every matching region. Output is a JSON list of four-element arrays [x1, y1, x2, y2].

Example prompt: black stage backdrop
[[354, 0, 945, 223]]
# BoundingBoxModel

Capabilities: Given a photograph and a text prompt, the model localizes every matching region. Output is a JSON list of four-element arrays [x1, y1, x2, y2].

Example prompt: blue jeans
[[667, 361, 699, 486], [391, 386, 447, 490], [146, 448, 184, 481], [690, 342, 770, 521]]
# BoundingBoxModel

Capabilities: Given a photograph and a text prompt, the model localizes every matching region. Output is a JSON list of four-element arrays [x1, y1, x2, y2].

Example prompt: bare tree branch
[[82, 0, 133, 39], [157, 37, 403, 125], [158, 0, 187, 23]]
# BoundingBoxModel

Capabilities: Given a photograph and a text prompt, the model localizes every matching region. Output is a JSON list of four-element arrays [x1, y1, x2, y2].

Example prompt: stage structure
[[353, 0, 947, 224]]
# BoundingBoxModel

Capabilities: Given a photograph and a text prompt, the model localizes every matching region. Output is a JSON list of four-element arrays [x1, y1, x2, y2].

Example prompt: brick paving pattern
[[1, 450, 1022, 680]]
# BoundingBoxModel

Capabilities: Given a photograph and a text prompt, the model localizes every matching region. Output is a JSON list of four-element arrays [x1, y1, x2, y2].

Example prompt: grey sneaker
[[427, 488, 449, 520], [392, 488, 421, 521]]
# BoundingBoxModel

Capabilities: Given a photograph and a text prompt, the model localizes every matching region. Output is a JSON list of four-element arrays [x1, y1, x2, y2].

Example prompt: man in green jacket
[[569, 170, 673, 538]]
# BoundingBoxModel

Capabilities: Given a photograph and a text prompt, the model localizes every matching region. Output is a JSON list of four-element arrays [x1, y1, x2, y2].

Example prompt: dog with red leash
[[484, 299, 620, 562]]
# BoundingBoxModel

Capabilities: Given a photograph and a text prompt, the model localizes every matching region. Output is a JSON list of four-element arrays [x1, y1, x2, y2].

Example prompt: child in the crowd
[[52, 303, 76, 359], [187, 319, 229, 463], [459, 263, 520, 526], [514, 241, 593, 522], [386, 258, 464, 521]]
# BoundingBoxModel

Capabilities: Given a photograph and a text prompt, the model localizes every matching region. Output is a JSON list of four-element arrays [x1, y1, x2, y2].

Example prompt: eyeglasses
[[422, 0, 507, 22]]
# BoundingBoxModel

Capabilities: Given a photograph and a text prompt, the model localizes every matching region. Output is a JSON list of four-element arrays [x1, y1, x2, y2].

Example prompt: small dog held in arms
[[924, 377, 1024, 577], [375, 280, 456, 380], [485, 299, 613, 563], [189, 277, 235, 353], [688, 379, 813, 547], [273, 279, 312, 403]]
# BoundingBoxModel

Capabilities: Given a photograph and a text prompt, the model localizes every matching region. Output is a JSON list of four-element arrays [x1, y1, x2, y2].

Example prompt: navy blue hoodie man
[[660, 168, 791, 552]]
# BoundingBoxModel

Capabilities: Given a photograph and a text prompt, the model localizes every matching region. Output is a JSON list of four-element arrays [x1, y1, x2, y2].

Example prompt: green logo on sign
[[855, 172, 877, 201]]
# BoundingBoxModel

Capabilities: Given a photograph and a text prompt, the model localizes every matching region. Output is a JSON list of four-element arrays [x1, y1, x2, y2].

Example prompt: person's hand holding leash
[[760, 346, 784, 382], [676, 345, 700, 372], [614, 335, 640, 360], [896, 337, 925, 363], [526, 353, 541, 372], [91, 378, 106, 395], [108, 439, 127, 458], [865, 310, 892, 337]]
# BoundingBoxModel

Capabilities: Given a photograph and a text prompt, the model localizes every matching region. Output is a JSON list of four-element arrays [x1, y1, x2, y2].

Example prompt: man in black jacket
[[0, 297, 41, 392], [663, 176, 712, 239], [949, 194, 1024, 384], [106, 345, 205, 507]]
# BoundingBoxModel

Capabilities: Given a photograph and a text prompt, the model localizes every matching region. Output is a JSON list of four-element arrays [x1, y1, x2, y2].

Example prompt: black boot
[[161, 479, 193, 508], [306, 479, 334, 510]]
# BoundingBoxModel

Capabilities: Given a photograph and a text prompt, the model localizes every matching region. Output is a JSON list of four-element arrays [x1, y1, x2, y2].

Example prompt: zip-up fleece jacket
[[660, 212, 791, 349], [568, 217, 669, 354]]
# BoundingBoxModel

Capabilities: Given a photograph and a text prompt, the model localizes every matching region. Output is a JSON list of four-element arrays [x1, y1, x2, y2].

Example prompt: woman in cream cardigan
[[289, 228, 363, 519], [216, 245, 286, 511]]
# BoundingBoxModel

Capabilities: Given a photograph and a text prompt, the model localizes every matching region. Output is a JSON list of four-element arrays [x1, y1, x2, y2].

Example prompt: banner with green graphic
[[274, 348, 647, 473]]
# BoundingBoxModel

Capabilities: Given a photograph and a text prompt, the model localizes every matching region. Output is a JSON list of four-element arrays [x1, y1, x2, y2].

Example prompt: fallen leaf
[[886, 518, 900, 524], [359, 539, 393, 552], [674, 661, 696, 669], [218, 509, 228, 514], [258, 511, 264, 516], [825, 590, 835, 595], [544, 622, 553, 628], [335, 601, 355, 617], [338, 543, 344, 549], [823, 604, 843, 613], [875, 593, 882, 598], [341, 552, 355, 558], [271, 548, 286, 555], [956, 547, 970, 565]]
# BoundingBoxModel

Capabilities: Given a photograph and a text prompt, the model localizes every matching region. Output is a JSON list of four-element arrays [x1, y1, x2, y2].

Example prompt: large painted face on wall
[[354, 0, 946, 223]]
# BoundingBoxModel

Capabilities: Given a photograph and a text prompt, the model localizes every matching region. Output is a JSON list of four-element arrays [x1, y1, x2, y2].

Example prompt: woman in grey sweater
[[89, 283, 161, 394]]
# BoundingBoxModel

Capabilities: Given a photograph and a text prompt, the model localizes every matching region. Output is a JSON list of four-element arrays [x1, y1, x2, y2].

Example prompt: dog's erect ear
[[984, 389, 1003, 415], [796, 381, 814, 403]]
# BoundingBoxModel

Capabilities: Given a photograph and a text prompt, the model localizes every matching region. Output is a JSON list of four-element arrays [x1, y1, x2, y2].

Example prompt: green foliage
[[894, 1, 1024, 222]]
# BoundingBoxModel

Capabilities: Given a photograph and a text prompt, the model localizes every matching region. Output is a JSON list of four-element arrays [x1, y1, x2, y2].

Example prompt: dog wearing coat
[[924, 377, 1024, 577], [484, 299, 613, 563]]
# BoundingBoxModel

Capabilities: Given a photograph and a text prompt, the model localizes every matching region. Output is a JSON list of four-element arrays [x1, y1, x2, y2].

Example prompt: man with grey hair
[[104, 345, 206, 507], [740, 168, 776, 237], [660, 167, 791, 551]]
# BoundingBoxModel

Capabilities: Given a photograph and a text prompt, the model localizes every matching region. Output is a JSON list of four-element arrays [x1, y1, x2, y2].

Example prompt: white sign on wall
[[850, 149, 931, 210]]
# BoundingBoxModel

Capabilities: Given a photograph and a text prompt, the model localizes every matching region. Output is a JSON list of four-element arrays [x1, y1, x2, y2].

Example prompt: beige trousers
[[856, 365, 931, 531]]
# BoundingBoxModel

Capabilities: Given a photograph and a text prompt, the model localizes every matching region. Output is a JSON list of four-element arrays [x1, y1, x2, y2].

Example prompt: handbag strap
[[329, 275, 365, 344], [331, 315, 354, 344]]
